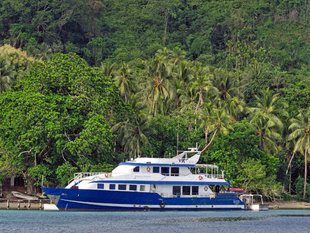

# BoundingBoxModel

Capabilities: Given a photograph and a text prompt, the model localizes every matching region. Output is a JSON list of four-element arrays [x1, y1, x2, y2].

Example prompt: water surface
[[0, 209, 309, 233]]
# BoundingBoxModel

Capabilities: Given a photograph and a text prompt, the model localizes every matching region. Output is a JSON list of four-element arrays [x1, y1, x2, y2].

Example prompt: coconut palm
[[198, 102, 215, 144], [178, 84, 197, 110], [211, 68, 246, 103], [0, 46, 36, 94], [155, 47, 186, 66], [190, 62, 216, 113], [222, 97, 246, 122], [199, 104, 232, 152], [0, 56, 15, 94], [209, 68, 247, 121], [112, 94, 150, 159], [288, 107, 310, 200], [143, 55, 173, 116], [250, 113, 282, 153], [173, 60, 193, 108], [114, 63, 135, 102], [248, 88, 288, 153], [100, 62, 116, 78], [174, 60, 192, 85]]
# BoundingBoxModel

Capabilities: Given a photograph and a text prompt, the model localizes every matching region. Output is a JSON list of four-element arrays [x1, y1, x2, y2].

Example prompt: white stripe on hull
[[61, 199, 245, 209]]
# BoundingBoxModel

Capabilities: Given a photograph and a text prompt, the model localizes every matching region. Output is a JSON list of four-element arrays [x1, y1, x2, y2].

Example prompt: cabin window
[[129, 185, 137, 191], [173, 186, 181, 195], [161, 167, 169, 176], [182, 186, 191, 195], [109, 184, 115, 190], [171, 167, 179, 176], [133, 166, 140, 172], [140, 185, 145, 191], [97, 184, 104, 189], [153, 167, 160, 173], [118, 184, 126, 190], [192, 186, 199, 195]]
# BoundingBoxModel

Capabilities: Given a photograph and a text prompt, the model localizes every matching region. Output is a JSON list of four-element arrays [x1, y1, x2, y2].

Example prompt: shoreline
[[0, 200, 309, 210], [267, 201, 310, 209], [0, 198, 50, 210]]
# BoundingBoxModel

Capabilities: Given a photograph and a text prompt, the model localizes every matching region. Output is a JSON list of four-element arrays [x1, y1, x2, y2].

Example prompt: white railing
[[194, 164, 224, 179], [68, 172, 107, 184], [74, 172, 107, 180]]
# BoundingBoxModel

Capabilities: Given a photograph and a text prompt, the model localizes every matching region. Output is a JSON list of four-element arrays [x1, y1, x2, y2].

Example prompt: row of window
[[133, 166, 180, 176], [97, 184, 201, 196], [97, 184, 146, 191], [173, 186, 199, 196]]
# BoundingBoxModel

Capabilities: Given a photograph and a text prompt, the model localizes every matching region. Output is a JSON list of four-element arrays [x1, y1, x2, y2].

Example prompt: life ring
[[160, 202, 165, 209], [204, 186, 208, 191], [105, 173, 109, 178], [147, 167, 151, 172], [198, 175, 203, 180]]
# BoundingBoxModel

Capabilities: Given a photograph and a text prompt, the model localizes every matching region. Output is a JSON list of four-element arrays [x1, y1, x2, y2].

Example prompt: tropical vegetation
[[0, 0, 309, 200]]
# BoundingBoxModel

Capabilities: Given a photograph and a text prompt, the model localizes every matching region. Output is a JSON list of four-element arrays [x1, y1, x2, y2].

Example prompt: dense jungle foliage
[[0, 0, 309, 200]]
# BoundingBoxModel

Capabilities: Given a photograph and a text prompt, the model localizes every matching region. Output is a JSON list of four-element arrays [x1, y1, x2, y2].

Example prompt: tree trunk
[[303, 147, 308, 200], [195, 88, 203, 114], [285, 152, 295, 193], [163, 9, 169, 46], [289, 163, 292, 194], [23, 173, 35, 194], [201, 128, 218, 153], [205, 129, 209, 144]]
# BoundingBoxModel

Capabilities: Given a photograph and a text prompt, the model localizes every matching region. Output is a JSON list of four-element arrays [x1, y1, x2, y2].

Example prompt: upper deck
[[66, 147, 229, 191]]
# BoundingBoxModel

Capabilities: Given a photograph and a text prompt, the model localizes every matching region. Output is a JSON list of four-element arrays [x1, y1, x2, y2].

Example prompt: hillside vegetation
[[0, 0, 309, 200]]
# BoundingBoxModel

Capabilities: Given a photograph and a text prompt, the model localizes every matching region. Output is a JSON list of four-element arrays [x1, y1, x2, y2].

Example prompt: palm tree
[[198, 102, 214, 144], [178, 84, 197, 110], [0, 56, 15, 94], [223, 97, 246, 123], [250, 113, 282, 153], [143, 55, 173, 116], [156, 47, 186, 66], [0, 46, 36, 94], [211, 68, 246, 103], [288, 107, 310, 200], [100, 62, 115, 78], [114, 63, 135, 102], [190, 62, 216, 113], [174, 60, 193, 108], [176, 83, 198, 130], [248, 88, 288, 153], [112, 94, 150, 159], [199, 105, 232, 152]]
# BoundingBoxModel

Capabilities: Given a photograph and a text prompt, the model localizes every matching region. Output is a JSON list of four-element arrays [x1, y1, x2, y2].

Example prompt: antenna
[[176, 122, 179, 155]]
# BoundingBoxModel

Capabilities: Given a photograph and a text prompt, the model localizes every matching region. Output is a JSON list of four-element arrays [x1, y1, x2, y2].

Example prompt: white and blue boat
[[41, 147, 245, 211]]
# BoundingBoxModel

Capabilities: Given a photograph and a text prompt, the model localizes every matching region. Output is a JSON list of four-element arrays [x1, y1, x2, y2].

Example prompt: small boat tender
[[42, 147, 245, 211], [240, 194, 269, 211]]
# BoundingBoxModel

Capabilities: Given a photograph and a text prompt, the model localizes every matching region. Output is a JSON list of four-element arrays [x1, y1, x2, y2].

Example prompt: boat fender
[[160, 202, 165, 209], [198, 175, 203, 180], [147, 167, 151, 172], [204, 186, 208, 191]]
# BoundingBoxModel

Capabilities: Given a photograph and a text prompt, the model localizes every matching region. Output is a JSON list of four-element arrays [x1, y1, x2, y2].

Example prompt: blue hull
[[42, 187, 245, 211]]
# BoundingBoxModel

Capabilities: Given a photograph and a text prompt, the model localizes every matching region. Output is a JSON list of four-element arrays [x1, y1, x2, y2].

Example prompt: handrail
[[74, 172, 106, 179], [68, 172, 107, 184]]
